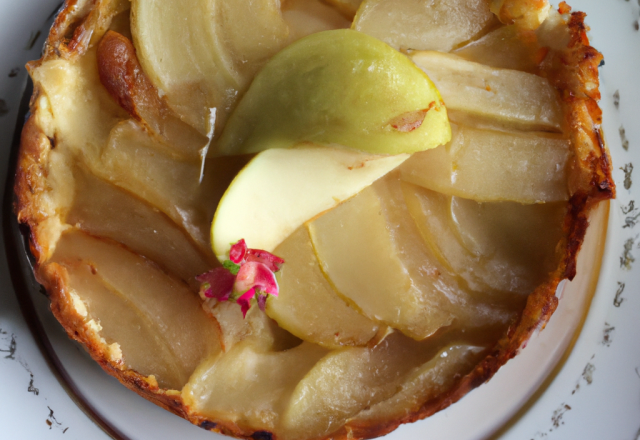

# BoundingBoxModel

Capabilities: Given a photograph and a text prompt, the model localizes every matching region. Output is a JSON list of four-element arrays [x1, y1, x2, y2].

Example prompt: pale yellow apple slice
[[97, 119, 248, 255], [348, 343, 486, 426], [131, 0, 290, 135], [282, 0, 351, 40], [66, 168, 214, 289], [183, 340, 328, 432], [410, 50, 563, 132], [452, 25, 542, 72], [320, 0, 363, 19], [97, 30, 209, 162], [216, 29, 451, 156], [211, 145, 409, 260], [280, 332, 469, 439], [399, 124, 570, 203], [307, 182, 453, 341], [453, 9, 571, 70], [52, 230, 220, 390], [308, 175, 518, 340], [401, 181, 565, 296], [353, 0, 497, 53], [266, 227, 381, 349]]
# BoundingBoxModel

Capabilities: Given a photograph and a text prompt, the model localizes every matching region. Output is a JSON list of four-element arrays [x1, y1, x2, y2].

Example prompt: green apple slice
[[216, 29, 451, 156], [211, 145, 409, 260]]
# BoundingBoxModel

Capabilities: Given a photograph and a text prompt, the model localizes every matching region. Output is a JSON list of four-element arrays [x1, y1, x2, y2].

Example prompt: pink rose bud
[[235, 261, 280, 297]]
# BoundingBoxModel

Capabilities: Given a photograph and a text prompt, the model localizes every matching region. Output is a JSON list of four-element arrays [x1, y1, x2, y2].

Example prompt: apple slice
[[211, 145, 409, 260], [67, 168, 214, 289], [401, 181, 565, 296], [452, 24, 542, 72], [266, 227, 381, 349], [353, 0, 497, 53], [183, 340, 328, 431], [410, 50, 563, 132], [399, 123, 570, 203], [216, 29, 451, 156], [308, 175, 518, 341], [307, 182, 453, 340], [347, 343, 486, 427], [280, 332, 470, 439], [453, 9, 572, 71], [97, 30, 209, 162], [52, 230, 220, 390], [131, 0, 290, 135], [282, 0, 351, 40], [320, 0, 363, 19], [97, 119, 249, 254]]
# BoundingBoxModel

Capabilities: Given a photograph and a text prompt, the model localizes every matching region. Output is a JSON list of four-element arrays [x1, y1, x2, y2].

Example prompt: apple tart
[[15, 0, 614, 439]]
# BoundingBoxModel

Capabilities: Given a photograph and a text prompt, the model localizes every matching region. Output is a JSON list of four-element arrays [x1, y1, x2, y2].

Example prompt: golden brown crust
[[547, 10, 615, 203], [39, 0, 129, 63], [13, 2, 614, 440], [15, 111, 52, 267], [490, 0, 550, 29]]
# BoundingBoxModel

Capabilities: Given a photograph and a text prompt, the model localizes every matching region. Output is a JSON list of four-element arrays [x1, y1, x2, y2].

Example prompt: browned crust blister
[[14, 1, 614, 440]]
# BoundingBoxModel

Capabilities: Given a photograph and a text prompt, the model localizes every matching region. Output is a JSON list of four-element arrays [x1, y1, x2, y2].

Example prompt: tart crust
[[14, 1, 614, 439]]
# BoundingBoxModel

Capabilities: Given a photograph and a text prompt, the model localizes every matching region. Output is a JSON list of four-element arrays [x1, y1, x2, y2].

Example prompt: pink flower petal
[[196, 267, 235, 301], [246, 249, 285, 272], [229, 239, 248, 264], [257, 293, 267, 312], [234, 262, 279, 297], [237, 288, 256, 318]]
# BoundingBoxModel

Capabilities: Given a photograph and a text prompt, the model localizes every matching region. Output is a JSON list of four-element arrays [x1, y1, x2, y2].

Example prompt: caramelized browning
[[97, 29, 161, 119], [97, 30, 208, 160]]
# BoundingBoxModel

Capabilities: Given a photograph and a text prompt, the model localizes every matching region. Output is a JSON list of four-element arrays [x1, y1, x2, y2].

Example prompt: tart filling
[[15, 1, 614, 439]]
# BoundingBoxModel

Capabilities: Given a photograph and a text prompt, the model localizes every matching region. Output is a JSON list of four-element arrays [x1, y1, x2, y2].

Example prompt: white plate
[[0, 1, 638, 439]]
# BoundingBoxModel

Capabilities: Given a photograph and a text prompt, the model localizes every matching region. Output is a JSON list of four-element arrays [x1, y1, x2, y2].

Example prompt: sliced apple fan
[[15, 1, 611, 440]]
